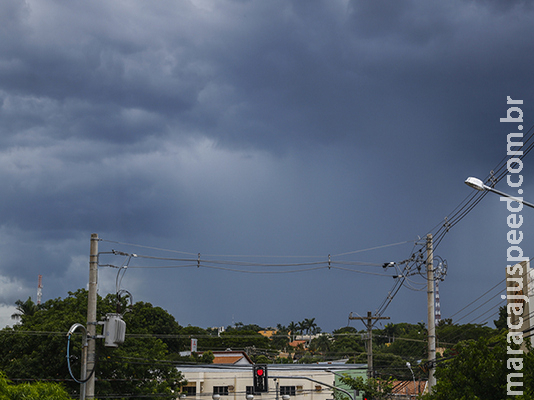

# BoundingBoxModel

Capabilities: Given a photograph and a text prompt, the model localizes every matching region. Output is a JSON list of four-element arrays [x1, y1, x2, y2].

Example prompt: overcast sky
[[1, 0, 534, 333]]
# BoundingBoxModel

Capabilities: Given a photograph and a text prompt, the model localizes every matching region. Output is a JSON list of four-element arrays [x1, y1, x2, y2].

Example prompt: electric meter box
[[103, 313, 126, 347]]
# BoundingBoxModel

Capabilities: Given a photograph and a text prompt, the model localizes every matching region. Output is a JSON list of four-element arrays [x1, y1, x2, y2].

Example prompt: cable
[[100, 251, 406, 277], [454, 292, 504, 324], [331, 240, 415, 257], [66, 325, 96, 384], [429, 122, 534, 252], [101, 239, 416, 260], [447, 278, 505, 321]]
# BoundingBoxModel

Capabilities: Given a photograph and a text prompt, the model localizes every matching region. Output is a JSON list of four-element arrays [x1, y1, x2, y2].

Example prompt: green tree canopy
[[10, 297, 41, 323], [0, 289, 185, 399], [338, 374, 393, 400], [422, 334, 534, 400], [0, 371, 71, 400]]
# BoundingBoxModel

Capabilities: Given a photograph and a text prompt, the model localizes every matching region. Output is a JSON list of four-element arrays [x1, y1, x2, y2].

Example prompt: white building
[[178, 362, 367, 400]]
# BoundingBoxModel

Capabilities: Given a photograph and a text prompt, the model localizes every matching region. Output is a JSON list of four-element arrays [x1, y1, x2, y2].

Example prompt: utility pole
[[86, 233, 99, 398], [349, 311, 390, 379], [426, 233, 436, 390]]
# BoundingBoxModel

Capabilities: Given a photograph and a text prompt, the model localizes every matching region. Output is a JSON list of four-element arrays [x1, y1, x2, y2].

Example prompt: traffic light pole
[[349, 311, 390, 379]]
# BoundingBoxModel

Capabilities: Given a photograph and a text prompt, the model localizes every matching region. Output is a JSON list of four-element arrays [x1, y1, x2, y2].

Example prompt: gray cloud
[[0, 0, 533, 331]]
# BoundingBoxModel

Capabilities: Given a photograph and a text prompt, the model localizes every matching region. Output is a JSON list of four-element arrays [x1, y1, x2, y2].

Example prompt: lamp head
[[465, 177, 486, 191]]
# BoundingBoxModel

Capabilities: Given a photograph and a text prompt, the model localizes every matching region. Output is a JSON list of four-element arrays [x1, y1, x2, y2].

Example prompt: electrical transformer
[[103, 313, 126, 347]]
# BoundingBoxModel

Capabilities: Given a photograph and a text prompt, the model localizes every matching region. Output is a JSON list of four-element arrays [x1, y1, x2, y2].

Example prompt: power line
[[446, 278, 505, 321], [429, 122, 534, 252], [99, 245, 418, 277], [101, 238, 415, 260]]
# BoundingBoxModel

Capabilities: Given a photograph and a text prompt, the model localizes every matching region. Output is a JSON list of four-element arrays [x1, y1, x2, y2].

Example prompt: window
[[280, 386, 296, 396], [246, 386, 261, 395], [183, 386, 196, 396], [213, 386, 229, 396]]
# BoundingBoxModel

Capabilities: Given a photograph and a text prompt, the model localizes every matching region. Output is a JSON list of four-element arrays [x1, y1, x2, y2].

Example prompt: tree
[[331, 327, 365, 360], [338, 374, 393, 400], [0, 290, 185, 399], [10, 297, 40, 322], [288, 321, 300, 341], [0, 371, 71, 400], [494, 305, 507, 331], [299, 318, 319, 336], [310, 333, 332, 354], [219, 329, 271, 349], [421, 334, 534, 400], [271, 325, 290, 350], [124, 300, 184, 353]]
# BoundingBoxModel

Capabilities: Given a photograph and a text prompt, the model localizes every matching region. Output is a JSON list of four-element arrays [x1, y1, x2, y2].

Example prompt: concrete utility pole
[[426, 233, 436, 390], [349, 311, 390, 379], [86, 233, 99, 398]]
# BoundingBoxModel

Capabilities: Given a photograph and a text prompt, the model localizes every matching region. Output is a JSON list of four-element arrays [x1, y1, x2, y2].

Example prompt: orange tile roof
[[213, 355, 244, 364], [289, 340, 306, 348], [391, 380, 427, 395]]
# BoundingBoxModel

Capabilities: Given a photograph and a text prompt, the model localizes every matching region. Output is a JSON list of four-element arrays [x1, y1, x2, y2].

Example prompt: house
[[258, 330, 277, 339], [390, 380, 428, 398], [178, 363, 367, 400], [210, 351, 254, 365], [288, 340, 307, 349]]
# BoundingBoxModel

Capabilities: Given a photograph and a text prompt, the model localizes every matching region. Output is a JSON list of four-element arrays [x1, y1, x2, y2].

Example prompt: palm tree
[[301, 318, 318, 335], [11, 297, 39, 321], [288, 321, 300, 341], [299, 318, 319, 344]]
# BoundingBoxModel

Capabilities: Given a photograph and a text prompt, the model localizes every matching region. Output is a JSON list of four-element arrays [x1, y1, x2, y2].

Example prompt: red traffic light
[[253, 365, 268, 393]]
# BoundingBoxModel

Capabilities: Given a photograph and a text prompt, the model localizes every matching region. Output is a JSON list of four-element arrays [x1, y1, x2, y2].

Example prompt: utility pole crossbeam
[[349, 311, 390, 379]]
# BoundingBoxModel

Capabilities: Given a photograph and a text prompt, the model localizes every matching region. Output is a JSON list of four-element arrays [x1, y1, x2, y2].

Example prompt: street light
[[406, 362, 417, 398], [464, 177, 534, 209]]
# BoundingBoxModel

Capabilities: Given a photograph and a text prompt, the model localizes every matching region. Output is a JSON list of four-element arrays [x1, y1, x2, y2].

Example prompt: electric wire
[[446, 278, 505, 321], [66, 332, 96, 384], [429, 122, 534, 252], [94, 124, 534, 347], [101, 238, 415, 260], [454, 291, 504, 324]]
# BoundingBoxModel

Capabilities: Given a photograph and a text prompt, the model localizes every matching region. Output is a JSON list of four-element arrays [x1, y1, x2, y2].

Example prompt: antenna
[[37, 275, 43, 305], [435, 278, 441, 323]]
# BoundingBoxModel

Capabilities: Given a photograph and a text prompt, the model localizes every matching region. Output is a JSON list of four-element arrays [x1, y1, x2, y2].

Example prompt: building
[[507, 260, 533, 348], [210, 351, 254, 365], [179, 363, 367, 400], [390, 380, 428, 398], [258, 330, 277, 339]]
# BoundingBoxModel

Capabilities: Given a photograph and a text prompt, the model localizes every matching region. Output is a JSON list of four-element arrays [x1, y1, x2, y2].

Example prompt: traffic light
[[252, 365, 268, 393]]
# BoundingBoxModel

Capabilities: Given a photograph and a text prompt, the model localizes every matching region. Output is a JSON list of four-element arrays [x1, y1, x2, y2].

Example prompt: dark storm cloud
[[2, 0, 533, 151], [0, 0, 533, 330]]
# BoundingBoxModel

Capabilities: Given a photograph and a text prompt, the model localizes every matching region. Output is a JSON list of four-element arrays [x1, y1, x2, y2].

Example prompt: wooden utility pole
[[426, 233, 436, 390], [349, 311, 390, 379], [86, 233, 99, 398]]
